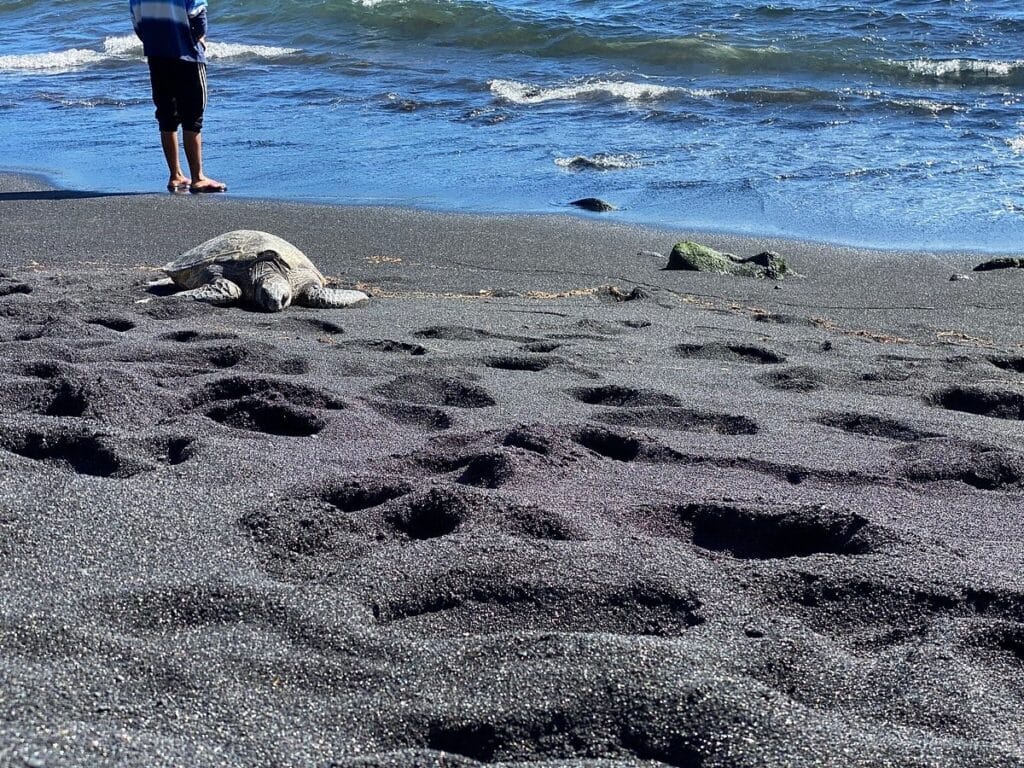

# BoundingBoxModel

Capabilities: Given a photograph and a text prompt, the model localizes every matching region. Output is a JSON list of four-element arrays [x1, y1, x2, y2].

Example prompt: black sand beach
[[1, 173, 1022, 767]]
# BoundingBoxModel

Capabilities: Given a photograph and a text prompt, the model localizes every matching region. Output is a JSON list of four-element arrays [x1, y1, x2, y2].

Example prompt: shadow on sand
[[0, 189, 154, 202]]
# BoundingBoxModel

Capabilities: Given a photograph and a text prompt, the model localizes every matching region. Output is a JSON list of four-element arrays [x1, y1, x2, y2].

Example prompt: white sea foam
[[38, 92, 128, 108], [103, 35, 142, 56], [554, 153, 642, 171], [489, 78, 675, 105], [0, 35, 296, 74], [1007, 136, 1024, 155], [896, 57, 1022, 81], [0, 49, 106, 73], [205, 42, 299, 60], [888, 97, 959, 115]]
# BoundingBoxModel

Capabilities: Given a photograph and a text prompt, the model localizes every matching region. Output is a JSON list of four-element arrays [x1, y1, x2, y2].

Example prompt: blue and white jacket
[[130, 0, 209, 63]]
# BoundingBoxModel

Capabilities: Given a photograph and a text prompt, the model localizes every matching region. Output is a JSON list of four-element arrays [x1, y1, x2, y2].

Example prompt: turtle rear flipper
[[297, 284, 369, 309], [176, 277, 243, 306]]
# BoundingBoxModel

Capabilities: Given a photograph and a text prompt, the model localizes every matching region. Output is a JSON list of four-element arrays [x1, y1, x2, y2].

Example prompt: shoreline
[[1, 168, 1022, 766], [3, 168, 1018, 261]]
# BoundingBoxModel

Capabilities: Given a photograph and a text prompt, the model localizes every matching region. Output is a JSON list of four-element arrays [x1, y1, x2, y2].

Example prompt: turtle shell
[[162, 230, 324, 285]]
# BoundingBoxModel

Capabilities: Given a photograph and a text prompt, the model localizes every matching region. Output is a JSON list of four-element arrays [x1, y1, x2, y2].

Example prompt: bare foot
[[167, 175, 191, 192], [189, 176, 228, 193]]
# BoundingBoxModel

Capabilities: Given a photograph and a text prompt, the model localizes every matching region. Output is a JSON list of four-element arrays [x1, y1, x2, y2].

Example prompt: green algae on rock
[[666, 241, 792, 279]]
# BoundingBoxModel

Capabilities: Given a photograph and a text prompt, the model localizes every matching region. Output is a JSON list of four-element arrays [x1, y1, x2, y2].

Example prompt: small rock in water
[[949, 273, 972, 282], [570, 197, 616, 212], [973, 257, 1024, 272], [665, 241, 792, 279]]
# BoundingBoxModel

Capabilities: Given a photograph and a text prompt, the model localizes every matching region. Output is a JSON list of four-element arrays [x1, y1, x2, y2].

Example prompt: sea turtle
[[161, 230, 369, 312]]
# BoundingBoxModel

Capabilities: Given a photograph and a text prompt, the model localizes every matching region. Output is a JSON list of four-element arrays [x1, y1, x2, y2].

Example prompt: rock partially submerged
[[973, 257, 1024, 272], [570, 197, 616, 213], [666, 241, 792, 279]]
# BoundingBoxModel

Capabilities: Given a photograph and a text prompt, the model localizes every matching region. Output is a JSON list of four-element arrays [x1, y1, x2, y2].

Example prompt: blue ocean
[[2, 0, 1023, 251]]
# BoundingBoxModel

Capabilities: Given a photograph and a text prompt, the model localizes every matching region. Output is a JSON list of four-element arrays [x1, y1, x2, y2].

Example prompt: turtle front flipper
[[175, 277, 243, 306], [297, 284, 369, 309]]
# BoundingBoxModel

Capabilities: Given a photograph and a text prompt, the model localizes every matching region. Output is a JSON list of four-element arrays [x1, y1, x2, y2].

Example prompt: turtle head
[[255, 274, 292, 312], [253, 251, 292, 312]]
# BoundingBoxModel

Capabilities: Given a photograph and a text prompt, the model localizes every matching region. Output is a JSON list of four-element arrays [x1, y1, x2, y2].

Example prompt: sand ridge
[[0, 174, 1022, 766]]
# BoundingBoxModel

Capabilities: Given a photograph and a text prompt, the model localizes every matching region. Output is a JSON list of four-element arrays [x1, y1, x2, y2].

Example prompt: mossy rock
[[666, 241, 792, 279]]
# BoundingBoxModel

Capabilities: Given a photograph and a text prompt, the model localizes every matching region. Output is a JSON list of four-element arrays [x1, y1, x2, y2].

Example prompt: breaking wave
[[489, 78, 677, 105], [0, 34, 299, 74]]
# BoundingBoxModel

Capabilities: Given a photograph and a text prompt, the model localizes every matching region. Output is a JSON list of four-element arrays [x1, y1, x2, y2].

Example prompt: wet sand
[[1, 173, 1022, 767]]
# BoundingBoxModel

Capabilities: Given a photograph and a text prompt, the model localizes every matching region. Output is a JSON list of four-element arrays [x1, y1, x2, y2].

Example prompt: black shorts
[[147, 56, 207, 133]]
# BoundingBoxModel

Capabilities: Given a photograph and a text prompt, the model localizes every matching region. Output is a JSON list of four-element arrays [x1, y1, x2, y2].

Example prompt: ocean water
[[2, 0, 1023, 251]]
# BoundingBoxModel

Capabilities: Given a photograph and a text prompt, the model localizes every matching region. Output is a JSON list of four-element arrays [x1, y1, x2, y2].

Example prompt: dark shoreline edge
[[1, 168, 1014, 262]]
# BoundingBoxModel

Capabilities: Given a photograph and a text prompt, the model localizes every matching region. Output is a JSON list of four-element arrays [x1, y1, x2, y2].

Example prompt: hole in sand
[[594, 407, 759, 435], [193, 376, 345, 410], [574, 428, 642, 462], [162, 329, 240, 343], [373, 375, 496, 409], [0, 282, 32, 297], [44, 380, 89, 417], [4, 431, 138, 478], [457, 452, 515, 488], [621, 727, 705, 768], [368, 400, 453, 431], [521, 341, 561, 353], [818, 413, 935, 442], [758, 366, 825, 392], [989, 356, 1024, 373], [483, 355, 551, 372], [325, 479, 413, 512], [391, 489, 466, 539], [930, 386, 1024, 421], [163, 437, 195, 465], [683, 502, 875, 559], [205, 345, 253, 369], [503, 427, 552, 455], [376, 577, 704, 636], [345, 339, 428, 355], [572, 385, 680, 408], [205, 399, 326, 437], [19, 361, 65, 380], [301, 318, 345, 335], [414, 325, 494, 341], [676, 342, 785, 365], [726, 344, 785, 364], [427, 722, 500, 762], [88, 317, 135, 332]]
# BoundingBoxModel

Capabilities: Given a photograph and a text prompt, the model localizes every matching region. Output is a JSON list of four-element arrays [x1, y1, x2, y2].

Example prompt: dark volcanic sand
[[0, 174, 1022, 767]]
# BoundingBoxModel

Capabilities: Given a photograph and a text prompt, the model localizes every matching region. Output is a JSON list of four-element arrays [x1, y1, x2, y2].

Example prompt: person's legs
[[160, 130, 190, 190], [177, 61, 226, 192], [182, 130, 222, 190], [148, 57, 190, 190]]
